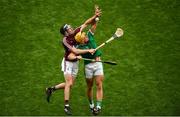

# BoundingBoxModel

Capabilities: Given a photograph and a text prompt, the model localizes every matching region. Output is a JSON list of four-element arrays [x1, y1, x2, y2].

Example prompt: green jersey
[[77, 31, 102, 65]]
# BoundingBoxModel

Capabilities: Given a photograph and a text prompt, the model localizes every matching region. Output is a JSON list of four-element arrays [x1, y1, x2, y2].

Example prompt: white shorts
[[85, 62, 104, 79], [61, 58, 79, 78]]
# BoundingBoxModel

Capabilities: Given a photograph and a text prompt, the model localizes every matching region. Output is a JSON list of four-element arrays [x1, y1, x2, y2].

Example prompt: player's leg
[[45, 58, 67, 103], [54, 83, 66, 89], [95, 75, 104, 109], [64, 74, 75, 104], [63, 60, 78, 115], [64, 74, 75, 115], [64, 60, 78, 104], [94, 62, 104, 115], [85, 63, 95, 112], [46, 82, 65, 103], [86, 78, 94, 111]]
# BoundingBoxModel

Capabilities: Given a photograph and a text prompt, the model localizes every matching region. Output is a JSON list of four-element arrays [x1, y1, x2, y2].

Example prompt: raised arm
[[80, 5, 101, 31], [90, 20, 97, 34]]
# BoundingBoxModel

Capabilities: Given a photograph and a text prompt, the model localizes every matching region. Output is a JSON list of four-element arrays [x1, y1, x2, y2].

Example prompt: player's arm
[[63, 37, 95, 55], [89, 21, 97, 34], [80, 5, 101, 31], [67, 53, 82, 60], [71, 47, 95, 55]]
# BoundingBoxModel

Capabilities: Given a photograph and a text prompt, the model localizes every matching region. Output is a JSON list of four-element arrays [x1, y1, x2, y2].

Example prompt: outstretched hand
[[95, 5, 101, 17]]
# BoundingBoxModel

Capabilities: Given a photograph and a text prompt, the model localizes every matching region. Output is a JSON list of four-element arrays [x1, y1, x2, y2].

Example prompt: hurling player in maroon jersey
[[46, 5, 101, 115]]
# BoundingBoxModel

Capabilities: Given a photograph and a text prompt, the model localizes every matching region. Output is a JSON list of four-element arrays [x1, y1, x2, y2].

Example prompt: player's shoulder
[[87, 30, 94, 39], [74, 26, 81, 33]]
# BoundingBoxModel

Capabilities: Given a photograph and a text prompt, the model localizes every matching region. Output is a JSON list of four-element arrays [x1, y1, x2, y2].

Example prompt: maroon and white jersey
[[62, 27, 81, 61]]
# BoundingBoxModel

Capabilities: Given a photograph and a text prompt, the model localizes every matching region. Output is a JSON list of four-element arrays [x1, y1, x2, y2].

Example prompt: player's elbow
[[71, 48, 79, 54], [67, 53, 76, 60]]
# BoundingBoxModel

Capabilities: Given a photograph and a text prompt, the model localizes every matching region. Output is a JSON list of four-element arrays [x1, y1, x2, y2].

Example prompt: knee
[[66, 81, 73, 88], [96, 82, 103, 90]]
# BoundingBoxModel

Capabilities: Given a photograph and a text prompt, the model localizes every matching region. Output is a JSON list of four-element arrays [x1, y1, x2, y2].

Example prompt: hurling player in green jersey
[[69, 9, 104, 115]]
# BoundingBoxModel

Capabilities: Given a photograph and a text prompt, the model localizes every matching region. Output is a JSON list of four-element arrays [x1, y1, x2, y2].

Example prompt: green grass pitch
[[0, 0, 179, 115]]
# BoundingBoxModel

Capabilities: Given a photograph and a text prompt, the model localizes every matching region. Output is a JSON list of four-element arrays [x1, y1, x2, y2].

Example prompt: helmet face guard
[[63, 24, 72, 31]]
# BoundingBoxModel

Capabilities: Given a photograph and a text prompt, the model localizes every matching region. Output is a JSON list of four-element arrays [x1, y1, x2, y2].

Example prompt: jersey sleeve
[[74, 27, 81, 34], [89, 29, 94, 35], [63, 37, 72, 50], [87, 31, 94, 41]]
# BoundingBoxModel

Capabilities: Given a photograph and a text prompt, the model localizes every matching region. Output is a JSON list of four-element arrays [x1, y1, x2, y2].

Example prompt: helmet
[[63, 24, 71, 31], [75, 32, 86, 44]]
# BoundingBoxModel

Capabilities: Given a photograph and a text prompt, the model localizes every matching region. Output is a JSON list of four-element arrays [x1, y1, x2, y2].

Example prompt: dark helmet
[[60, 24, 71, 35]]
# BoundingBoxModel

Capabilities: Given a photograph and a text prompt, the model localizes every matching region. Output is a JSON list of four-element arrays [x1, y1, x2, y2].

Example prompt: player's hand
[[76, 55, 82, 60], [95, 5, 101, 17], [88, 49, 96, 55]]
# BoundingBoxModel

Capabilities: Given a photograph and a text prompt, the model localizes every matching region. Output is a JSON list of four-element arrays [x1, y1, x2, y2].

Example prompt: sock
[[89, 99, 94, 105], [96, 100, 102, 109], [89, 99, 94, 108], [65, 100, 69, 107], [51, 86, 56, 91]]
